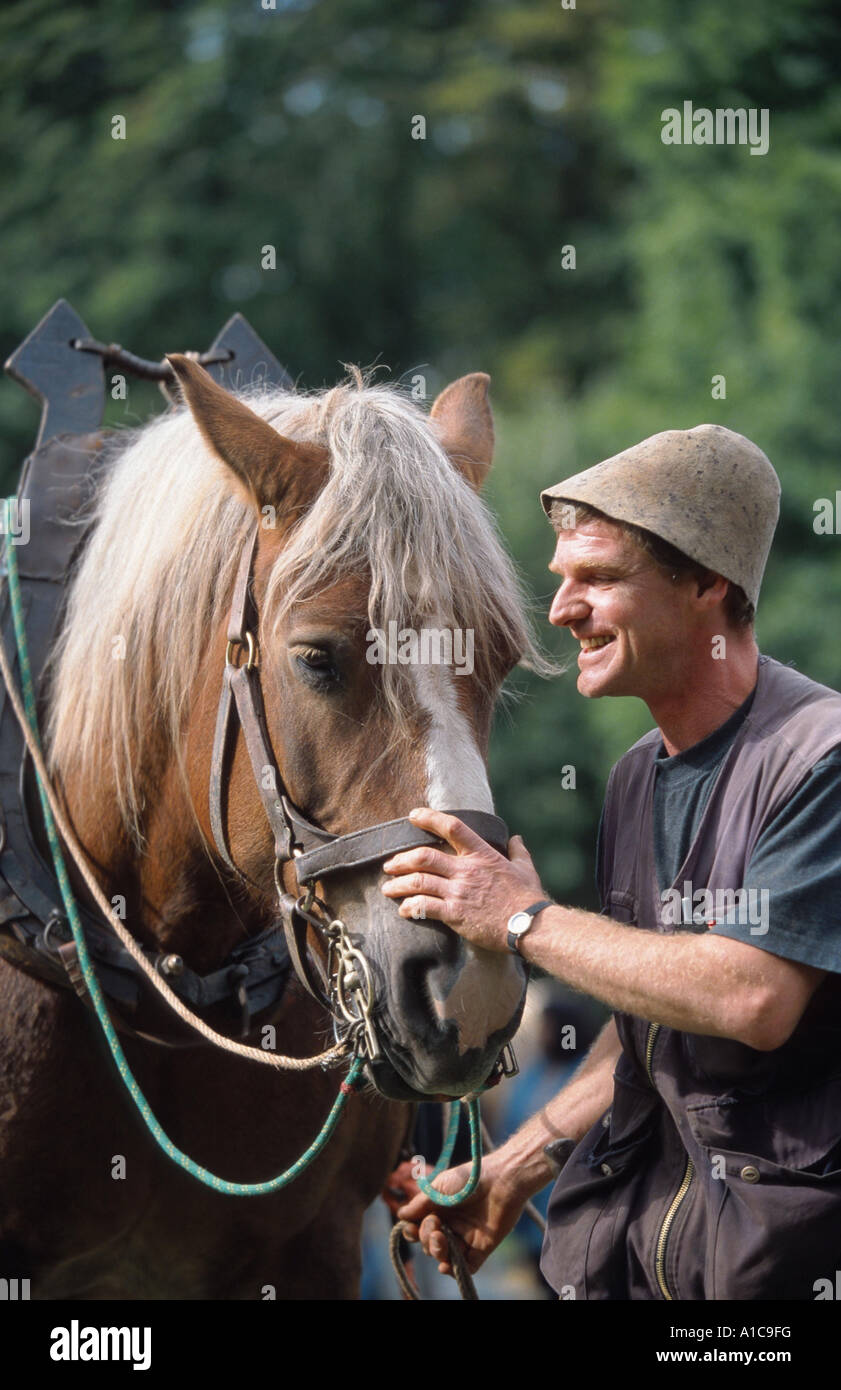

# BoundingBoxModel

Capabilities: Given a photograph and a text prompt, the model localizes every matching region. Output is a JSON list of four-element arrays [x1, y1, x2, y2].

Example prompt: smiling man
[[383, 424, 841, 1301]]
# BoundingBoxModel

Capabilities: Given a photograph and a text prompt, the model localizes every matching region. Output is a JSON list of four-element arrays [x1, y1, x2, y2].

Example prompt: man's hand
[[396, 1150, 529, 1277], [390, 1020, 624, 1282], [381, 807, 548, 951]]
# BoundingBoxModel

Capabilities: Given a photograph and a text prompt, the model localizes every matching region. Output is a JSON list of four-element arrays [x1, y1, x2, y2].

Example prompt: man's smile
[[578, 633, 616, 652]]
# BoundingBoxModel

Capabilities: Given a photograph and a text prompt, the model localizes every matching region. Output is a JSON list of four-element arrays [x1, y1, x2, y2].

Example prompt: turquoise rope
[[417, 1097, 483, 1206], [2, 499, 362, 1195], [429, 1100, 461, 1178]]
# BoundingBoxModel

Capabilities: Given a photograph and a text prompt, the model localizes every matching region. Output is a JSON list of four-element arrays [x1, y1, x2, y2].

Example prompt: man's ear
[[167, 354, 329, 514], [430, 373, 494, 492], [696, 571, 730, 606]]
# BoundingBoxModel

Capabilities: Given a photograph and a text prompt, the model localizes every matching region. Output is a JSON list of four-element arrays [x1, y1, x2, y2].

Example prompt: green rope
[[417, 1097, 483, 1206], [430, 1100, 460, 1178], [2, 498, 362, 1195]]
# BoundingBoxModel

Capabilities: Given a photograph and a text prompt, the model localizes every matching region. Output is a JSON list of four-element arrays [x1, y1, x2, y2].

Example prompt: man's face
[[548, 517, 693, 701]]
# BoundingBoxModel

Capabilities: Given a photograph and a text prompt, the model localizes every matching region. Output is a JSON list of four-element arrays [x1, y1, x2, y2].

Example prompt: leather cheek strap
[[209, 660, 294, 872]]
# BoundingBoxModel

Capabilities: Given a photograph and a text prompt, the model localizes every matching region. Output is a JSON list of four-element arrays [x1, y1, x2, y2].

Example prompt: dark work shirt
[[598, 686, 841, 974], [652, 689, 756, 892]]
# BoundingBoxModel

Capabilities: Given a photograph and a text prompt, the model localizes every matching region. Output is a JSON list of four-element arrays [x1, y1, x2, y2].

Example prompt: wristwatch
[[506, 899, 554, 954], [543, 1137, 577, 1175]]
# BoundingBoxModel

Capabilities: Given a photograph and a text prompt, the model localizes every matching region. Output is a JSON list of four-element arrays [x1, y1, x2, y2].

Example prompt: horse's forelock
[[262, 381, 547, 725]]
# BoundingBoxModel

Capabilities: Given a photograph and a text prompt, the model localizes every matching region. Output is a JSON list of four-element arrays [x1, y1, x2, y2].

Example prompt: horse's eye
[[295, 647, 340, 686]]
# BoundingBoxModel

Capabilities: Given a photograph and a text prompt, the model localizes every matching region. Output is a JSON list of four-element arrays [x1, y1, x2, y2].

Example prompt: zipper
[[654, 1156, 695, 1300], [645, 1020, 695, 1300], [644, 1021, 660, 1085]]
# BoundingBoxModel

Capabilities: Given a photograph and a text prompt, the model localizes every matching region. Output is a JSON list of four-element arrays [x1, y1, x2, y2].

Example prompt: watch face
[[508, 912, 531, 934]]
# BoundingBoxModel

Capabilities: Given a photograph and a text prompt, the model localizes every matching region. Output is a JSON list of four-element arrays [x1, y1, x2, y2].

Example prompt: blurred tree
[[1, 0, 839, 907]]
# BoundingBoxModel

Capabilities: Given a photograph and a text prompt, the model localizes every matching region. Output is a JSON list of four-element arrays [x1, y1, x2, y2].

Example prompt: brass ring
[[225, 630, 257, 671]]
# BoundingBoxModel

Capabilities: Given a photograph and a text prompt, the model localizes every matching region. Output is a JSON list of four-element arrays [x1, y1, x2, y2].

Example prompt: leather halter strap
[[209, 523, 510, 887]]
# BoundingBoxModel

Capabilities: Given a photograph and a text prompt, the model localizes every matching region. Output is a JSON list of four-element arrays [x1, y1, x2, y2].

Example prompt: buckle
[[227, 962, 251, 1037], [484, 1042, 519, 1090]]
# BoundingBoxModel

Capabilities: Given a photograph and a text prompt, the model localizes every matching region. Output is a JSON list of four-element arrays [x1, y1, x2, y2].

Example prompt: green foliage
[[2, 0, 839, 904]]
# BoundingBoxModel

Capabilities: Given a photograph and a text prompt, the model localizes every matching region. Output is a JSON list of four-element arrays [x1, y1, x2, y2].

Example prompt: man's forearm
[[518, 904, 788, 1043], [493, 1016, 621, 1200]]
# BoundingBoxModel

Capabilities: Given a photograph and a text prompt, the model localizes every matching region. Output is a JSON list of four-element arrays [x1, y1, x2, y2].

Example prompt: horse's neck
[[62, 754, 264, 975]]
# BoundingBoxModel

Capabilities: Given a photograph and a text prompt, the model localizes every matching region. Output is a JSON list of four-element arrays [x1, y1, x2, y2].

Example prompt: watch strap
[[506, 898, 554, 954]]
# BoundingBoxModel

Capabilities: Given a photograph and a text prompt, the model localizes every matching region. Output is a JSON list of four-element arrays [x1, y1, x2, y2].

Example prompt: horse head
[[48, 359, 547, 1102]]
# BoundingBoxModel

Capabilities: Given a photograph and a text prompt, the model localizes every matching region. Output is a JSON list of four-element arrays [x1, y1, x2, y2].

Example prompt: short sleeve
[[709, 748, 841, 973]]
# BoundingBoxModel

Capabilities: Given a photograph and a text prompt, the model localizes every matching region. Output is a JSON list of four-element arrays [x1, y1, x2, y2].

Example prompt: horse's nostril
[[399, 955, 439, 1017]]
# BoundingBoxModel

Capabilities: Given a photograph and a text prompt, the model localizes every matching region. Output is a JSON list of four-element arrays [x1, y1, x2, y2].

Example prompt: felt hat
[[540, 424, 780, 608]]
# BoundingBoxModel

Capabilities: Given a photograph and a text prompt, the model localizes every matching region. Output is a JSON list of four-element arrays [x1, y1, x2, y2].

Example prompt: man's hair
[[565, 502, 755, 629]]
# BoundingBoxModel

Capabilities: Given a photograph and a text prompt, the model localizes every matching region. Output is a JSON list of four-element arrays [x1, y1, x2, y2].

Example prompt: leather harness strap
[[209, 524, 261, 873], [57, 938, 88, 1001], [283, 906, 332, 1009], [209, 664, 240, 875]]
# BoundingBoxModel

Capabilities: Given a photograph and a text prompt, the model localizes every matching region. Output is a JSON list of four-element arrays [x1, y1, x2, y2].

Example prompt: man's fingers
[[382, 846, 456, 877], [397, 1191, 434, 1222], [398, 1212, 451, 1271], [397, 895, 453, 923], [424, 1219, 473, 1277], [397, 1201, 475, 1280], [419, 1214, 445, 1258], [420, 1215, 452, 1263], [381, 871, 450, 901], [407, 807, 488, 856]]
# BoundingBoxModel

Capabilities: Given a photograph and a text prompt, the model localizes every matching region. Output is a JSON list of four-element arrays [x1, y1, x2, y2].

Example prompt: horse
[[0, 355, 545, 1299]]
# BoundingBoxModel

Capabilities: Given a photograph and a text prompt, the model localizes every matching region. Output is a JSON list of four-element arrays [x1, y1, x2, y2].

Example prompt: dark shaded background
[[2, 0, 840, 909]]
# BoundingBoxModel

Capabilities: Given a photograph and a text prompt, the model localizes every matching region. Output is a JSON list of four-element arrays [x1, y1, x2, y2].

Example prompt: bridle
[[0, 307, 516, 1236], [209, 521, 512, 1066]]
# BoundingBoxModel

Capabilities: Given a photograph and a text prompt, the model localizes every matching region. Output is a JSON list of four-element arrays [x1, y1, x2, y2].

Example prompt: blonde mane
[[46, 374, 550, 844]]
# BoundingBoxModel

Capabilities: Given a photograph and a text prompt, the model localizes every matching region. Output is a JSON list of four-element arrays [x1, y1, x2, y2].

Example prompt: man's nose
[[548, 581, 590, 629]]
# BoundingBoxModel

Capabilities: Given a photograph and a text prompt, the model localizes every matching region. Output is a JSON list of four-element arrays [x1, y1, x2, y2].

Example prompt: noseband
[[209, 523, 510, 1062]]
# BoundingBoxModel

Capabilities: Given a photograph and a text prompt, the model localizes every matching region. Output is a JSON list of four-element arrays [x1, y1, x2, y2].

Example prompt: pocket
[[686, 1071, 841, 1299], [542, 1069, 662, 1299], [686, 1069, 841, 1178], [586, 1069, 660, 1176]]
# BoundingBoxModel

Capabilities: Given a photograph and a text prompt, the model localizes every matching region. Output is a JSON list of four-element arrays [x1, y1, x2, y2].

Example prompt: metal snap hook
[[42, 911, 69, 955]]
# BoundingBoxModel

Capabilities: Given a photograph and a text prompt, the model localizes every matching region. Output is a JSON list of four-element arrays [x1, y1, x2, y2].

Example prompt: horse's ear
[[430, 373, 494, 492], [166, 354, 328, 512]]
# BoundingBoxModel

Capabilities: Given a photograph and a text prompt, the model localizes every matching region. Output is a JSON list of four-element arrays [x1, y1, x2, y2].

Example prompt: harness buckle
[[228, 963, 252, 1037], [487, 1041, 520, 1087]]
